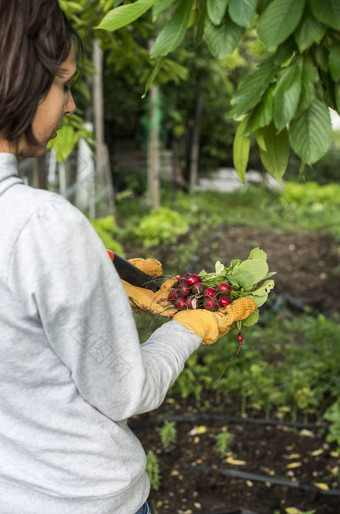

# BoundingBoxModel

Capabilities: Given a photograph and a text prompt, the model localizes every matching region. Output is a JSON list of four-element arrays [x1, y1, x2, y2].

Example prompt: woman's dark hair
[[0, 0, 83, 146]]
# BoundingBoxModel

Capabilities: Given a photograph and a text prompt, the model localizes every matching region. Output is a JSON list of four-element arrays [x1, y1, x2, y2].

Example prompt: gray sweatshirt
[[0, 153, 201, 514]]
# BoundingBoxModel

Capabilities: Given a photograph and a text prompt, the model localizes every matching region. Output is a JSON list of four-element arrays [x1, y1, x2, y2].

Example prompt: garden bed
[[132, 397, 340, 514]]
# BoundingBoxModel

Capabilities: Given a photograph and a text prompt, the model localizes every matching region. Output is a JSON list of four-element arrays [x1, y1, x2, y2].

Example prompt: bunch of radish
[[166, 249, 276, 355], [168, 273, 233, 312], [168, 273, 244, 347]]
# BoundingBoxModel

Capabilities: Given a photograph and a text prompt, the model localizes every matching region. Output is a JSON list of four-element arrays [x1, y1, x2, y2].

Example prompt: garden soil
[[132, 398, 340, 514], [129, 225, 340, 514]]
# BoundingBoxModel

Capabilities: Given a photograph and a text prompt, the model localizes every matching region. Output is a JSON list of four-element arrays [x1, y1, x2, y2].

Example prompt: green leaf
[[335, 82, 340, 113], [233, 118, 250, 184], [230, 248, 269, 289], [264, 271, 277, 279], [152, 0, 177, 21], [314, 46, 328, 71], [273, 61, 302, 132], [302, 55, 319, 84], [188, 1, 197, 27], [247, 279, 275, 308], [242, 308, 259, 327], [248, 247, 267, 263], [257, 0, 305, 52], [207, 0, 229, 25], [63, 1, 84, 12], [251, 279, 275, 297], [142, 58, 165, 98], [96, 0, 157, 30], [258, 123, 290, 182], [215, 261, 225, 274], [272, 37, 296, 66], [289, 98, 332, 165], [294, 7, 325, 53], [228, 0, 258, 28], [329, 42, 340, 81], [195, 0, 207, 46], [200, 248, 275, 315], [310, 0, 340, 31], [255, 128, 267, 151], [244, 85, 274, 135], [49, 125, 79, 163], [256, 0, 271, 15], [205, 14, 244, 59], [319, 70, 337, 110], [296, 55, 318, 116], [230, 58, 277, 118], [151, 0, 193, 57], [247, 294, 269, 308]]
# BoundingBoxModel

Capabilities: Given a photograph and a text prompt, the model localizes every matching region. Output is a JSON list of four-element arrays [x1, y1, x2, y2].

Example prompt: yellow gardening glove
[[173, 297, 256, 345], [122, 257, 179, 316], [122, 278, 179, 316]]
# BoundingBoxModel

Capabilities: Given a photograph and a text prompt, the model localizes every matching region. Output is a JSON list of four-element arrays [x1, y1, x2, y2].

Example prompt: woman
[[0, 1, 255, 513]]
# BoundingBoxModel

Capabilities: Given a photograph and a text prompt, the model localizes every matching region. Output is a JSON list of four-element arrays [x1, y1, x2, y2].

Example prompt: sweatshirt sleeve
[[8, 194, 201, 421]]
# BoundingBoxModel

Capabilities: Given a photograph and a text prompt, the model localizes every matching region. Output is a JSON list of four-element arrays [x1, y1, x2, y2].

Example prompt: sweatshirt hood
[[0, 153, 24, 196]]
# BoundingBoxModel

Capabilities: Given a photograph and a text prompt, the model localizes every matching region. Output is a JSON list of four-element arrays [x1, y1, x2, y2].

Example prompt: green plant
[[90, 215, 125, 255], [157, 420, 177, 453], [215, 430, 235, 457], [282, 182, 340, 207], [247, 362, 280, 420], [167, 312, 340, 422], [173, 359, 204, 401], [48, 113, 94, 163], [136, 207, 189, 248], [145, 450, 160, 491], [324, 400, 340, 453]]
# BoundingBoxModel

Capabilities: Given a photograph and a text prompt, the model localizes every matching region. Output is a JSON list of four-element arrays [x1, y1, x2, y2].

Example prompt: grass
[[134, 305, 340, 427], [116, 182, 340, 244]]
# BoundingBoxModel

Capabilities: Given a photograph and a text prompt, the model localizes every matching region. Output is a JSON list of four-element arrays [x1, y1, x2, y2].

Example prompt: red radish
[[175, 297, 187, 310], [203, 287, 217, 299], [179, 273, 190, 281], [204, 297, 219, 311], [191, 282, 205, 295], [168, 274, 234, 316], [218, 283, 232, 295], [186, 296, 199, 309], [230, 331, 244, 359], [177, 281, 191, 297], [219, 296, 231, 308], [168, 291, 179, 303], [186, 274, 201, 286]]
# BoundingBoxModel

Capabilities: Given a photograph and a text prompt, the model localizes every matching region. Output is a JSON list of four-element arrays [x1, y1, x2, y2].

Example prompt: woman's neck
[[0, 137, 18, 155]]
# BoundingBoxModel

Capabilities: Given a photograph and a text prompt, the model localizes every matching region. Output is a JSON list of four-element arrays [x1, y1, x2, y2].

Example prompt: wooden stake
[[147, 40, 160, 209], [92, 38, 115, 216]]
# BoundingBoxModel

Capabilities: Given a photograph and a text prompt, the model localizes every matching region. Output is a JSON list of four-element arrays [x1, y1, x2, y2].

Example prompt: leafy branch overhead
[[51, 0, 189, 162], [97, 0, 340, 182]]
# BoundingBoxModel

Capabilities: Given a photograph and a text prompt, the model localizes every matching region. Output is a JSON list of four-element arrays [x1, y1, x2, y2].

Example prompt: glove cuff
[[128, 258, 163, 277], [173, 310, 219, 345]]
